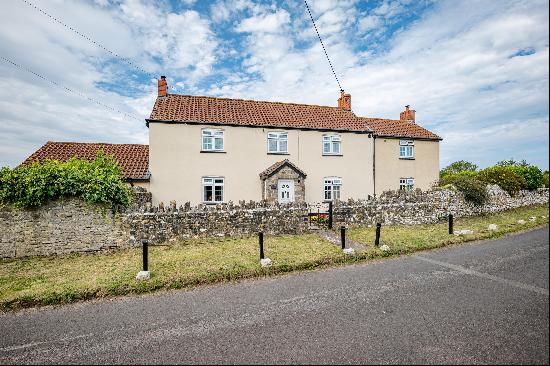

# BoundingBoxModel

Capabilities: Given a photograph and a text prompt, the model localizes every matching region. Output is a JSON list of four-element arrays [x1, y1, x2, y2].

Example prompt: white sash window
[[324, 177, 342, 201], [267, 132, 288, 153], [399, 140, 414, 158], [202, 177, 224, 203], [202, 129, 224, 151], [323, 134, 341, 155]]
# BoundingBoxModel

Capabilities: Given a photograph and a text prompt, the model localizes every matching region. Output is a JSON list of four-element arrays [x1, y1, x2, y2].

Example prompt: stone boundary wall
[[332, 185, 549, 227], [0, 198, 130, 258], [0, 185, 547, 258]]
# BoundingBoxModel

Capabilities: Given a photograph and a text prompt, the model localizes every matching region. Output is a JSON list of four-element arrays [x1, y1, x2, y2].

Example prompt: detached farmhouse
[[23, 76, 441, 206]]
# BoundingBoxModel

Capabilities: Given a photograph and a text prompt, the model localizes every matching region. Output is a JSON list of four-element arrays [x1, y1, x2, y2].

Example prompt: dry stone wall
[[0, 198, 130, 258], [0, 185, 547, 258]]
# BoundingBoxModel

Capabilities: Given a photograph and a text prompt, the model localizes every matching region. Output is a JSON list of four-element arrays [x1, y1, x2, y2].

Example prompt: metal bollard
[[259, 232, 265, 260], [328, 201, 333, 230], [142, 240, 148, 272], [341, 226, 346, 249], [375, 223, 381, 246], [448, 214, 454, 235]]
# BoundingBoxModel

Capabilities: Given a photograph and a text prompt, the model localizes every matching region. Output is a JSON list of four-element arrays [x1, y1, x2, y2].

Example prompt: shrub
[[439, 171, 478, 186], [544, 171, 549, 188], [477, 166, 526, 196], [440, 160, 478, 178], [508, 165, 544, 190], [440, 174, 488, 206], [0, 152, 131, 211]]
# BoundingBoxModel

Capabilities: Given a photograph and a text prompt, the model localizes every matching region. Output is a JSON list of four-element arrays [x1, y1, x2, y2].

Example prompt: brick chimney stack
[[337, 90, 351, 111], [400, 105, 416, 123], [158, 76, 167, 97]]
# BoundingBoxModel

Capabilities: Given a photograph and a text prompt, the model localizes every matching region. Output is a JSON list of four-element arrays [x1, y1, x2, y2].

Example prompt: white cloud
[[235, 9, 291, 33], [358, 15, 382, 33]]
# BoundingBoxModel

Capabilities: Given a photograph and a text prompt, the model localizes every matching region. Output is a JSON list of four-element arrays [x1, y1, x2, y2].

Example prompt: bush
[[508, 165, 544, 190], [440, 174, 488, 206], [544, 171, 549, 188], [440, 160, 478, 178], [0, 152, 131, 211], [439, 171, 478, 186], [477, 166, 526, 196]]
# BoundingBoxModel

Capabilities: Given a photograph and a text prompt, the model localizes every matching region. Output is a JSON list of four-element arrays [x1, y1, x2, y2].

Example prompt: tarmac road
[[1, 227, 548, 364]]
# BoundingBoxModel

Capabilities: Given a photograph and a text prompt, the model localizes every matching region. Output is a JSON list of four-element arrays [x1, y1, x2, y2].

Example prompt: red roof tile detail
[[22, 142, 149, 180], [148, 94, 441, 140], [149, 94, 371, 132], [361, 118, 441, 140]]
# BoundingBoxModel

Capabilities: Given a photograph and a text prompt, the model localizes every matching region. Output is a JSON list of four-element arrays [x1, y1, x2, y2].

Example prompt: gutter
[[373, 135, 376, 198], [145, 119, 374, 135]]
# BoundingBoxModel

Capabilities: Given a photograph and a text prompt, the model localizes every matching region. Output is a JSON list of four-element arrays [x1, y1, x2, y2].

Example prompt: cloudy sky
[[0, 0, 548, 170]]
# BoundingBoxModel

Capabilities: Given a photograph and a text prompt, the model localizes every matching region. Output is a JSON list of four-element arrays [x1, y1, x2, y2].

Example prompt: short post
[[448, 214, 454, 235], [142, 239, 148, 271], [328, 201, 333, 229], [375, 223, 381, 247], [136, 239, 151, 280], [259, 232, 272, 267], [340, 226, 346, 249], [259, 232, 265, 260]]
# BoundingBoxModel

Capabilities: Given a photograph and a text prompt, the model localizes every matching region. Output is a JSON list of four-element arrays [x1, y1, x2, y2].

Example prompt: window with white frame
[[323, 134, 341, 155], [399, 178, 414, 191], [324, 177, 342, 201], [267, 132, 288, 153], [399, 140, 414, 158], [202, 129, 224, 151], [202, 177, 224, 203]]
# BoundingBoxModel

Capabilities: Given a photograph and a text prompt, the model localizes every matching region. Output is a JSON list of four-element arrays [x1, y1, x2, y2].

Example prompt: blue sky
[[0, 0, 548, 170]]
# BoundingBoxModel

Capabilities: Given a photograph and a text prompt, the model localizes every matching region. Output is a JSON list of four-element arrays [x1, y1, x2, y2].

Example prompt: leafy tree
[[543, 171, 549, 188], [440, 174, 488, 206], [440, 160, 478, 178], [477, 166, 526, 196], [496, 158, 529, 167]]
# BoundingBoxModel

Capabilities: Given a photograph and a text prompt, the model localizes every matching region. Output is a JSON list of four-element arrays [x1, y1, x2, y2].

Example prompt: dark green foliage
[[440, 160, 478, 178], [508, 165, 544, 190], [477, 166, 526, 196], [496, 158, 529, 167], [439, 171, 478, 186], [440, 174, 488, 206], [544, 171, 549, 188], [0, 152, 131, 210]]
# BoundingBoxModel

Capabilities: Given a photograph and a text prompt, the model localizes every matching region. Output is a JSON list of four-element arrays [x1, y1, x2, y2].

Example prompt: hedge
[[0, 152, 131, 211]]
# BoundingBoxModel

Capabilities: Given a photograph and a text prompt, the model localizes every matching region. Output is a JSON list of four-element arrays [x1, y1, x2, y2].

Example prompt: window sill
[[267, 152, 290, 155], [399, 157, 415, 160], [203, 202, 224, 205], [323, 154, 343, 157], [201, 150, 226, 154]]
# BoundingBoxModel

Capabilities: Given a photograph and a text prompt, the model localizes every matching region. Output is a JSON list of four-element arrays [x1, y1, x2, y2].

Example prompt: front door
[[278, 179, 295, 204]]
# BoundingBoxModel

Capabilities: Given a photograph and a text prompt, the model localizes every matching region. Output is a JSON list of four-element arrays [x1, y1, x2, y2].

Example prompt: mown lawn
[[348, 204, 549, 254], [0, 234, 345, 311], [0, 204, 548, 311]]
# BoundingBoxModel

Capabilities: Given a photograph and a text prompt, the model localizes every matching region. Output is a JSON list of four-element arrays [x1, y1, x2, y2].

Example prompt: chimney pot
[[158, 76, 167, 97], [400, 105, 416, 123], [337, 90, 351, 111]]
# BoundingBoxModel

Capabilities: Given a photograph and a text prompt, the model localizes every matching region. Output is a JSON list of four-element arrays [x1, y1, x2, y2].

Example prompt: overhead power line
[[1, 55, 143, 122], [303, 0, 344, 92], [19, 0, 182, 93]]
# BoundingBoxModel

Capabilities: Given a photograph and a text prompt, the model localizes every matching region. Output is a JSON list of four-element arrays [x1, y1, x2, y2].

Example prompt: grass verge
[[0, 204, 548, 311]]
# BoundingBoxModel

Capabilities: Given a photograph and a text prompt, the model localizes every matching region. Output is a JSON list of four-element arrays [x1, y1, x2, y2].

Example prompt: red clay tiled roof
[[259, 159, 307, 179], [22, 142, 149, 180], [148, 94, 371, 132], [148, 94, 441, 140], [361, 118, 442, 140]]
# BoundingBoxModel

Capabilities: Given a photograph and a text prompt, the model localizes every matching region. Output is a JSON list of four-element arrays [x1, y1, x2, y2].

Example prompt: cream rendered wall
[[374, 138, 439, 194], [148, 123, 374, 205]]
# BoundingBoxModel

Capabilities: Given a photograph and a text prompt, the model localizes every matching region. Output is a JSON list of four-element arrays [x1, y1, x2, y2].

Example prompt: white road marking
[[415, 255, 549, 296]]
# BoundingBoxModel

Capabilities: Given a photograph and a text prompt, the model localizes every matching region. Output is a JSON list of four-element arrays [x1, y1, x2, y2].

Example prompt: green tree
[[440, 160, 478, 178]]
